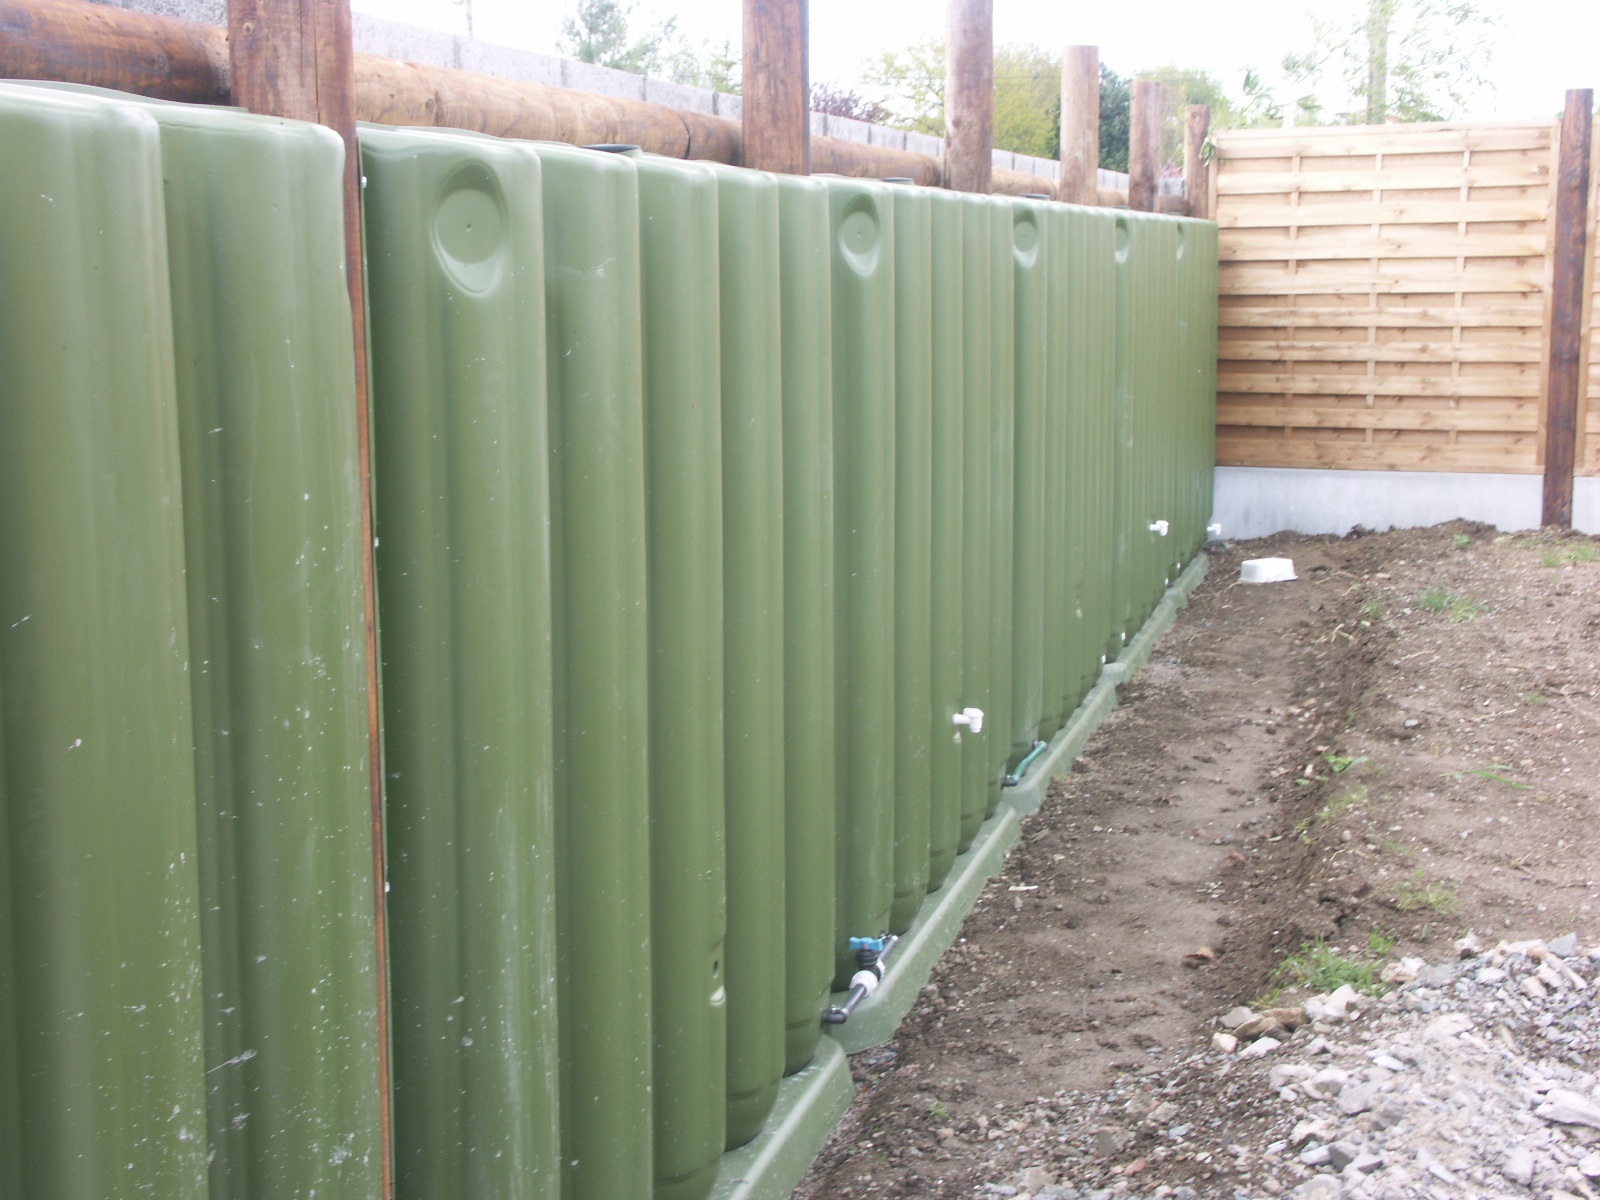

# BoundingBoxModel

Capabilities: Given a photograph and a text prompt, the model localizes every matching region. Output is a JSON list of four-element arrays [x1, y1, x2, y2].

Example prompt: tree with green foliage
[[811, 83, 888, 124], [1136, 65, 1240, 163], [1281, 0, 1499, 124], [990, 44, 1062, 158], [559, 0, 678, 76], [1096, 66, 1131, 172], [862, 41, 1179, 170], [861, 38, 946, 137], [664, 38, 741, 93]]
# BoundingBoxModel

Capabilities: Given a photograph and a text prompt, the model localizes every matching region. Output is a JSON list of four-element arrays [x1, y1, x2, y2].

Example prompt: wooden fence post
[[1129, 80, 1162, 212], [1060, 45, 1099, 206], [944, 0, 993, 193], [1542, 88, 1594, 528], [742, 0, 810, 174], [226, 3, 393, 1193], [1184, 104, 1210, 219]]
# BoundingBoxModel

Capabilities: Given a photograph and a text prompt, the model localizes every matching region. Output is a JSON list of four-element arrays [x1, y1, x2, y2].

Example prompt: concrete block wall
[[1212, 468, 1600, 538]]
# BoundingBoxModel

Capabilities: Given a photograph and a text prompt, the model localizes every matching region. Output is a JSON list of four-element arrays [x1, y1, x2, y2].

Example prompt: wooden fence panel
[[1214, 121, 1563, 474]]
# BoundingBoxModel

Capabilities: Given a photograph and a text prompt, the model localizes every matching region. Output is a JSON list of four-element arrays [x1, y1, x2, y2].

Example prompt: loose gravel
[[966, 934, 1600, 1200]]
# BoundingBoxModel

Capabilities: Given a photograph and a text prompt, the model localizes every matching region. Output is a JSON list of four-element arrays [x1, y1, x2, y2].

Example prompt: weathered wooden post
[[944, 0, 993, 193], [1541, 88, 1594, 529], [226, 3, 393, 1194], [1129, 79, 1162, 212], [743, 0, 810, 174], [1060, 45, 1100, 206], [1184, 103, 1210, 219]]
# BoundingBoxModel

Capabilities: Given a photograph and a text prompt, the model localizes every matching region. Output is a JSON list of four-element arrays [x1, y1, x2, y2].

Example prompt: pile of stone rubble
[[976, 934, 1599, 1200]]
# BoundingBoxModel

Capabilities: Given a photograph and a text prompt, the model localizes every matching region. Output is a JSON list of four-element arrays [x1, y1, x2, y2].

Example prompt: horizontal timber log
[[0, 0, 1089, 197]]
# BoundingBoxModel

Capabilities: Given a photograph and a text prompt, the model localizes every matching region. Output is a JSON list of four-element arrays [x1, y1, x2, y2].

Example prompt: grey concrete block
[[1212, 465, 1545, 539], [562, 59, 646, 101], [96, 0, 226, 24], [712, 92, 743, 119], [825, 116, 872, 144], [1018, 155, 1059, 181], [990, 148, 1017, 172], [809, 111, 829, 136], [644, 77, 714, 115], [456, 40, 563, 87], [867, 124, 906, 151], [351, 12, 457, 69], [903, 131, 943, 159]]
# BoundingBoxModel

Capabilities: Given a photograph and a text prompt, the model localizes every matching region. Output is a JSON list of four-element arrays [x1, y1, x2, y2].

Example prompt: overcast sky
[[358, 0, 1597, 123]]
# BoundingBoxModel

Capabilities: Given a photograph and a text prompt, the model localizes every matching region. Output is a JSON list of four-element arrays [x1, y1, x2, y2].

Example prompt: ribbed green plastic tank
[[828, 178, 896, 988], [150, 96, 382, 1200], [957, 194, 993, 852], [363, 124, 561, 1200], [1065, 207, 1118, 698], [1107, 212, 1135, 660], [1008, 198, 1048, 763], [775, 175, 837, 1075], [1041, 204, 1073, 735], [888, 181, 933, 933], [0, 83, 208, 1200], [633, 153, 729, 1198], [1189, 221, 1220, 559], [926, 188, 965, 891], [1115, 213, 1169, 638], [535, 142, 654, 1200], [988, 200, 1017, 802], [709, 163, 787, 1151]]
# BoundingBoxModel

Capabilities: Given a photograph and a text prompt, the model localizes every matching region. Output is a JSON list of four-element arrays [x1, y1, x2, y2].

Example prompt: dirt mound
[[794, 522, 1600, 1199]]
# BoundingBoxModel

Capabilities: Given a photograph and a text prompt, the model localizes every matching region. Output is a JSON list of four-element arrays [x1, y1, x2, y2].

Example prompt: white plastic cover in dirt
[[1240, 557, 1298, 584]]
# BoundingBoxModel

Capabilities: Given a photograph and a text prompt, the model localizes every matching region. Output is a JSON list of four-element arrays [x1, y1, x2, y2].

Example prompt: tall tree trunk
[[1364, 0, 1391, 123]]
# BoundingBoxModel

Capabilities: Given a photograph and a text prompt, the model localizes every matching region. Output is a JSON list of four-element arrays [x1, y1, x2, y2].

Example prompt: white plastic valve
[[951, 707, 985, 734], [850, 969, 881, 997], [1207, 522, 1223, 537], [1148, 520, 1170, 536]]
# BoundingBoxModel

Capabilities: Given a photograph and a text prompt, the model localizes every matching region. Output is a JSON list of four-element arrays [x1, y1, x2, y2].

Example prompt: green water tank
[[888, 181, 933, 934], [1009, 198, 1048, 763], [634, 152, 730, 1199], [363, 124, 562, 1200], [987, 200, 1016, 805], [827, 178, 896, 988], [957, 194, 993, 853], [775, 175, 837, 1075], [535, 142, 655, 1200], [926, 188, 965, 892], [0, 83, 208, 1200], [1041, 203, 1073, 735], [709, 162, 787, 1151]]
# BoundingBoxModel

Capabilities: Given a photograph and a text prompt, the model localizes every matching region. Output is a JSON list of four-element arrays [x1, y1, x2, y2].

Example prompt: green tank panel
[[1008, 199, 1048, 761], [1065, 207, 1119, 699], [361, 125, 560, 1200], [1041, 205, 1073, 735], [925, 189, 965, 892], [888, 182, 933, 933], [535, 142, 655, 1200], [957, 195, 993, 853], [0, 83, 208, 1200], [987, 201, 1016, 802], [155, 98, 381, 1200], [774, 175, 837, 1076], [708, 164, 787, 1152], [827, 178, 896, 988], [634, 153, 730, 1199]]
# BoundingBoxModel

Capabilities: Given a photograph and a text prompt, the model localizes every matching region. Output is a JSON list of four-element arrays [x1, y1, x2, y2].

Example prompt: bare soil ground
[[793, 521, 1600, 1199]]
